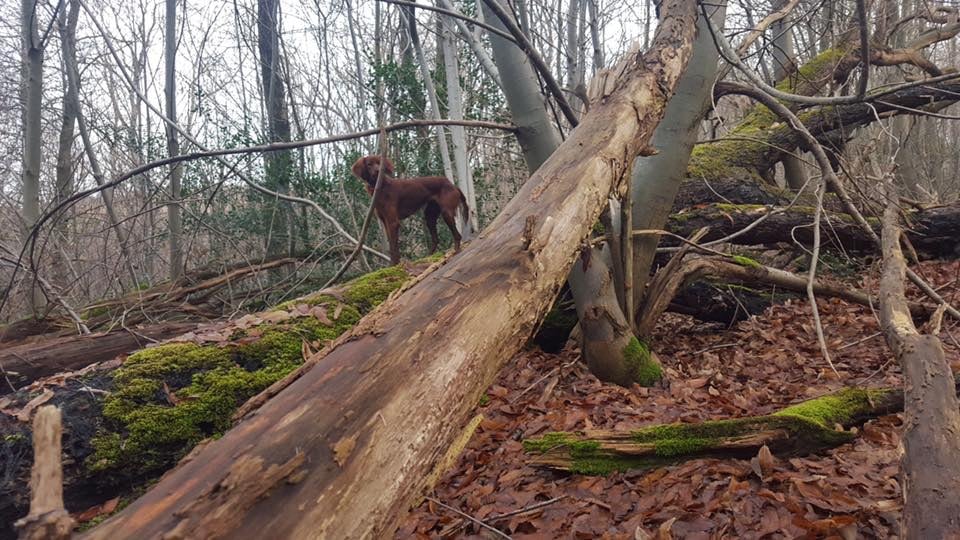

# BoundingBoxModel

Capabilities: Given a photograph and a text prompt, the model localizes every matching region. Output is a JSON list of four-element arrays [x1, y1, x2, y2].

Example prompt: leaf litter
[[397, 259, 960, 539]]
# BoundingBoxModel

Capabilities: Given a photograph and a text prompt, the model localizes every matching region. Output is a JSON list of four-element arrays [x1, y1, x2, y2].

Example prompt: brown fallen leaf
[[657, 517, 676, 540], [162, 382, 182, 406]]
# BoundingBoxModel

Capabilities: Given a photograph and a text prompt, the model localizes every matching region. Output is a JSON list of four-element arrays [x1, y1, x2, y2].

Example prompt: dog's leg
[[440, 210, 462, 252], [424, 203, 441, 254], [385, 218, 401, 265]]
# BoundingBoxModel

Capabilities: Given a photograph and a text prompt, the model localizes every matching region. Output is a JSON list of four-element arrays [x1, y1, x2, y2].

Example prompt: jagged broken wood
[[80, 2, 699, 537], [14, 406, 74, 540], [524, 374, 960, 474]]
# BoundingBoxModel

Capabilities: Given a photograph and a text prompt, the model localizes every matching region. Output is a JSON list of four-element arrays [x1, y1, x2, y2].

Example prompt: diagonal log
[[80, 2, 699, 537]]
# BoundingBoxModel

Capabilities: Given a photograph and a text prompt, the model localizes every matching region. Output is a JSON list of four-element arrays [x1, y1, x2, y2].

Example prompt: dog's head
[[351, 155, 395, 188]]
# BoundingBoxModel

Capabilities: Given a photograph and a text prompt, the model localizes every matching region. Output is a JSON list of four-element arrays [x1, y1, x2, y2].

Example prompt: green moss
[[774, 387, 889, 427], [88, 307, 359, 478], [623, 337, 662, 386], [714, 203, 766, 213], [775, 47, 847, 93], [654, 437, 713, 457], [342, 265, 410, 312], [82, 305, 112, 320], [478, 394, 490, 406], [731, 255, 762, 269]]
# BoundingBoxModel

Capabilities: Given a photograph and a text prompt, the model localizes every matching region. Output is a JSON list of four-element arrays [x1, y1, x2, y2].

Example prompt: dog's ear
[[351, 156, 370, 182]]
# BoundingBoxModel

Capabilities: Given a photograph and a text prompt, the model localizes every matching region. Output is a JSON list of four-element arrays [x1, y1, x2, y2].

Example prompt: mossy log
[[0, 259, 436, 538], [525, 375, 960, 475], [0, 323, 198, 393], [77, 8, 698, 538], [666, 202, 960, 259]]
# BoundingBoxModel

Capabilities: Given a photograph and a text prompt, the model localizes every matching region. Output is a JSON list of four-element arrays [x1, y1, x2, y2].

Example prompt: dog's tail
[[458, 190, 470, 224]]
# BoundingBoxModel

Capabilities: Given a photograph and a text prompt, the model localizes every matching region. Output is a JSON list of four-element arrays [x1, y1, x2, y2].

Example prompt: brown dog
[[351, 155, 469, 264]]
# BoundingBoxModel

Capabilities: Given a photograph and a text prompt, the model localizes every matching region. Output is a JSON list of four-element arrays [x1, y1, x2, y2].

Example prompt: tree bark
[[80, 3, 698, 537], [164, 0, 183, 281], [257, 0, 294, 257], [879, 194, 960, 539], [20, 0, 44, 314], [0, 323, 197, 392], [53, 0, 80, 290], [666, 201, 960, 258], [629, 0, 726, 316]]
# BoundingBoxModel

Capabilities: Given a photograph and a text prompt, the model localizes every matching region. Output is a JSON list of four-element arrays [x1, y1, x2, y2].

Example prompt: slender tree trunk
[[53, 0, 80, 289], [629, 0, 726, 318], [165, 0, 183, 280], [257, 0, 294, 257], [771, 0, 807, 190], [403, 2, 455, 182], [439, 16, 477, 234], [20, 0, 44, 314], [81, 4, 697, 535], [435, 0, 502, 87]]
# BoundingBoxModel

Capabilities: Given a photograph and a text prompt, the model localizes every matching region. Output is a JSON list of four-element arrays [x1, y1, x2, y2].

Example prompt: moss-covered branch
[[524, 377, 960, 475]]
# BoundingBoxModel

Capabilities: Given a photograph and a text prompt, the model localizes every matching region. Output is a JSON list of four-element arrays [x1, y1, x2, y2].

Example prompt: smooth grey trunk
[[21, 0, 44, 313], [484, 0, 652, 385], [54, 0, 80, 288], [345, 0, 366, 128], [435, 0, 502, 87], [565, 0, 580, 100], [482, 0, 562, 172], [629, 1, 726, 315], [586, 0, 604, 71], [165, 0, 183, 281], [771, 0, 807, 190], [403, 3, 455, 183], [439, 16, 477, 234]]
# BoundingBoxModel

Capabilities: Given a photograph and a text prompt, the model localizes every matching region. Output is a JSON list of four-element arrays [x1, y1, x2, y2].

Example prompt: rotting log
[[81, 3, 699, 538], [666, 202, 960, 258], [0, 323, 197, 393], [525, 375, 960, 474], [636, 256, 932, 335], [0, 259, 437, 538], [878, 194, 960, 539]]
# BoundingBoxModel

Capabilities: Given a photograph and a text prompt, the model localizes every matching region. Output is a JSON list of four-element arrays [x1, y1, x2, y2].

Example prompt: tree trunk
[[257, 0, 294, 257], [879, 195, 960, 539], [164, 0, 183, 281], [0, 323, 197, 392], [53, 0, 80, 290], [20, 0, 44, 314], [439, 15, 477, 235], [665, 201, 960, 259], [629, 0, 726, 315], [81, 4, 698, 536], [770, 0, 807, 190]]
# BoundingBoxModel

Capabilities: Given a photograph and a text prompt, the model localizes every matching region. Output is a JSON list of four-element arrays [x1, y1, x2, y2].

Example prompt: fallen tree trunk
[[81, 4, 699, 538], [636, 256, 932, 335], [0, 260, 435, 538], [524, 373, 960, 474], [666, 202, 960, 258], [0, 323, 197, 393], [878, 194, 960, 538]]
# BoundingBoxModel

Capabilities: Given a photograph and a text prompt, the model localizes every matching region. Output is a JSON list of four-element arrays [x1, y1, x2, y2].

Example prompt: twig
[[424, 496, 512, 539], [805, 179, 841, 378], [322, 126, 390, 289], [487, 495, 568, 522]]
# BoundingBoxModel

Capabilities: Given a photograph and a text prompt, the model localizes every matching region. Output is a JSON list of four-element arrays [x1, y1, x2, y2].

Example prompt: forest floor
[[397, 259, 960, 539]]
